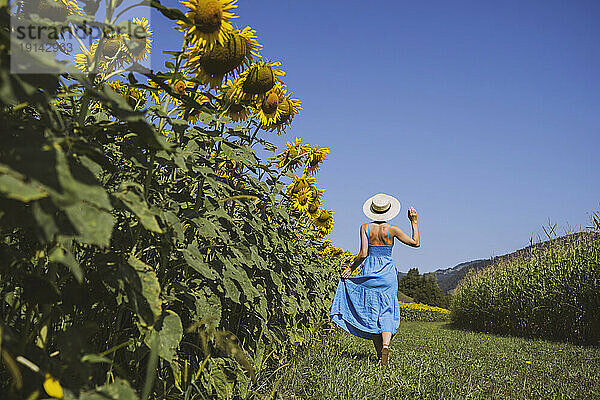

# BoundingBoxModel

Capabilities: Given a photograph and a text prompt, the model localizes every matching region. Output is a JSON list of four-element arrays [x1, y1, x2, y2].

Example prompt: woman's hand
[[341, 267, 352, 278], [408, 206, 418, 223]]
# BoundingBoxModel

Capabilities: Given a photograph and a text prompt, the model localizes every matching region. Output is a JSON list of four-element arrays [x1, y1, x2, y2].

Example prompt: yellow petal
[[43, 373, 64, 398]]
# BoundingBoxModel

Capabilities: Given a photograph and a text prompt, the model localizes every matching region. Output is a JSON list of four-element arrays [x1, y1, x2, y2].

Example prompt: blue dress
[[330, 224, 400, 339]]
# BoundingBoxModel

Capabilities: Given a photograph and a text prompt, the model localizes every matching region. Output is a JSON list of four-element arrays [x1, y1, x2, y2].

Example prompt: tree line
[[398, 268, 450, 309]]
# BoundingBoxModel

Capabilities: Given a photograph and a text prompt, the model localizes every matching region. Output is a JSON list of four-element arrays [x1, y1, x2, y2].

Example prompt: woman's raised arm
[[391, 206, 420, 247]]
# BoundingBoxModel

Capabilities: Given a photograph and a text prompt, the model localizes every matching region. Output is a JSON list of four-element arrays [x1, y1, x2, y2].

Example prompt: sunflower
[[108, 81, 127, 95], [285, 174, 316, 198], [281, 95, 301, 123], [304, 146, 330, 176], [221, 97, 251, 122], [311, 208, 334, 236], [88, 35, 132, 70], [146, 78, 162, 103], [307, 198, 321, 220], [126, 87, 147, 109], [321, 240, 342, 255], [175, 93, 209, 124], [253, 83, 285, 127], [309, 185, 325, 205], [61, 0, 83, 15], [305, 183, 324, 219], [220, 173, 245, 189], [43, 373, 64, 398], [254, 199, 270, 214], [235, 61, 286, 98], [328, 246, 344, 258], [342, 250, 356, 261], [320, 239, 333, 252], [91, 80, 127, 111], [277, 137, 310, 171], [74, 43, 97, 73], [218, 156, 240, 173], [186, 26, 260, 88], [177, 0, 238, 50], [100, 37, 123, 59], [108, 81, 146, 109], [30, 0, 82, 20], [265, 93, 301, 134], [174, 80, 188, 96], [315, 208, 334, 224], [165, 70, 193, 104], [124, 17, 153, 62], [65, 0, 83, 15], [291, 187, 314, 214], [217, 78, 253, 121]]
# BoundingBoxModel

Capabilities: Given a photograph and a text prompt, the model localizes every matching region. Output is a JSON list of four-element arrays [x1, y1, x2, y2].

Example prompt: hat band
[[370, 203, 391, 214]]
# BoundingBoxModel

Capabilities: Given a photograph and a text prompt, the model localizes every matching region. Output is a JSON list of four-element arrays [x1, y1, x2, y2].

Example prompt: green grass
[[276, 322, 600, 400]]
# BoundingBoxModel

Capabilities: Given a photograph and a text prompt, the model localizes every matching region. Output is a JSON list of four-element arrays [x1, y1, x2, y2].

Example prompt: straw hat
[[362, 193, 401, 221]]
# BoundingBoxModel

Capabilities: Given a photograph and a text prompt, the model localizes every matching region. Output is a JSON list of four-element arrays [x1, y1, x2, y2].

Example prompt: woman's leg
[[371, 333, 383, 359], [382, 331, 392, 347], [380, 331, 392, 365]]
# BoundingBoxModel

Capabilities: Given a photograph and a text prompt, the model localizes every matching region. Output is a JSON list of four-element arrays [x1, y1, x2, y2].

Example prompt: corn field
[[451, 230, 600, 344]]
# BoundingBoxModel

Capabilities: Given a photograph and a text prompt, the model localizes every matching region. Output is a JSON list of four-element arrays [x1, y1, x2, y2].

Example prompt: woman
[[330, 193, 420, 365]]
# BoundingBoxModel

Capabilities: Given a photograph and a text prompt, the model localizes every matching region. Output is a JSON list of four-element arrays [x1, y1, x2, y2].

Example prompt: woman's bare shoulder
[[390, 224, 404, 233]]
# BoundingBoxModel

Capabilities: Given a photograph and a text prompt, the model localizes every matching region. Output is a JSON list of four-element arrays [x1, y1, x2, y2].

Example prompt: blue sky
[[148, 0, 600, 272]]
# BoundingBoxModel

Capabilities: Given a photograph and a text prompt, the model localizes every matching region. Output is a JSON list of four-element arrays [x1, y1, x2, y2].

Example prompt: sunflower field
[[397, 302, 450, 322], [0, 0, 351, 398]]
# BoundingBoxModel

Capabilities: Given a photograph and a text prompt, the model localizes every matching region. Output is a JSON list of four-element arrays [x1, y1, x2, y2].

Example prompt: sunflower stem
[[249, 124, 261, 145], [104, 69, 126, 82], [270, 153, 307, 194]]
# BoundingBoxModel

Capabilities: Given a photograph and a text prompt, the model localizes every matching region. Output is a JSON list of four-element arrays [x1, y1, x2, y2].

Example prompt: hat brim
[[362, 194, 401, 221]]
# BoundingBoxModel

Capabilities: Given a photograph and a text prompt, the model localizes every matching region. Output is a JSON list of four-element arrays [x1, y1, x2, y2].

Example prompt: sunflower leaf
[[182, 245, 217, 280], [114, 190, 163, 234], [63, 202, 114, 247], [150, 0, 191, 23], [48, 245, 82, 282], [222, 277, 240, 304], [0, 166, 47, 202], [126, 256, 162, 326], [80, 378, 139, 400], [194, 286, 222, 327], [144, 310, 182, 362]]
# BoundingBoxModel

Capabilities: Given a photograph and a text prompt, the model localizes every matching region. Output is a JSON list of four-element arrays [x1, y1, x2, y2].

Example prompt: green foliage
[[396, 291, 414, 303], [590, 208, 600, 232], [451, 231, 600, 344], [80, 379, 139, 400], [0, 2, 344, 399], [398, 268, 450, 308]]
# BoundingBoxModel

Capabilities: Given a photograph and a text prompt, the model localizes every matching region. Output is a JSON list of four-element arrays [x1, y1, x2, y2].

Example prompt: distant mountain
[[432, 259, 494, 294], [396, 260, 492, 295], [425, 232, 591, 295]]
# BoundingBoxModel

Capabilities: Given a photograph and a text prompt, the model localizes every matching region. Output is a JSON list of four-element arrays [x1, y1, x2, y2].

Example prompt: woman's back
[[366, 222, 393, 246]]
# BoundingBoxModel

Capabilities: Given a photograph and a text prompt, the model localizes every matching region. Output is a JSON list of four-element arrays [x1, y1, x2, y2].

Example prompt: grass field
[[277, 322, 600, 400]]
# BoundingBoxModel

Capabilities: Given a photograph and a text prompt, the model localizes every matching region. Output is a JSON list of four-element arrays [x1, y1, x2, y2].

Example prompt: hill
[[433, 259, 494, 294], [429, 232, 590, 294]]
